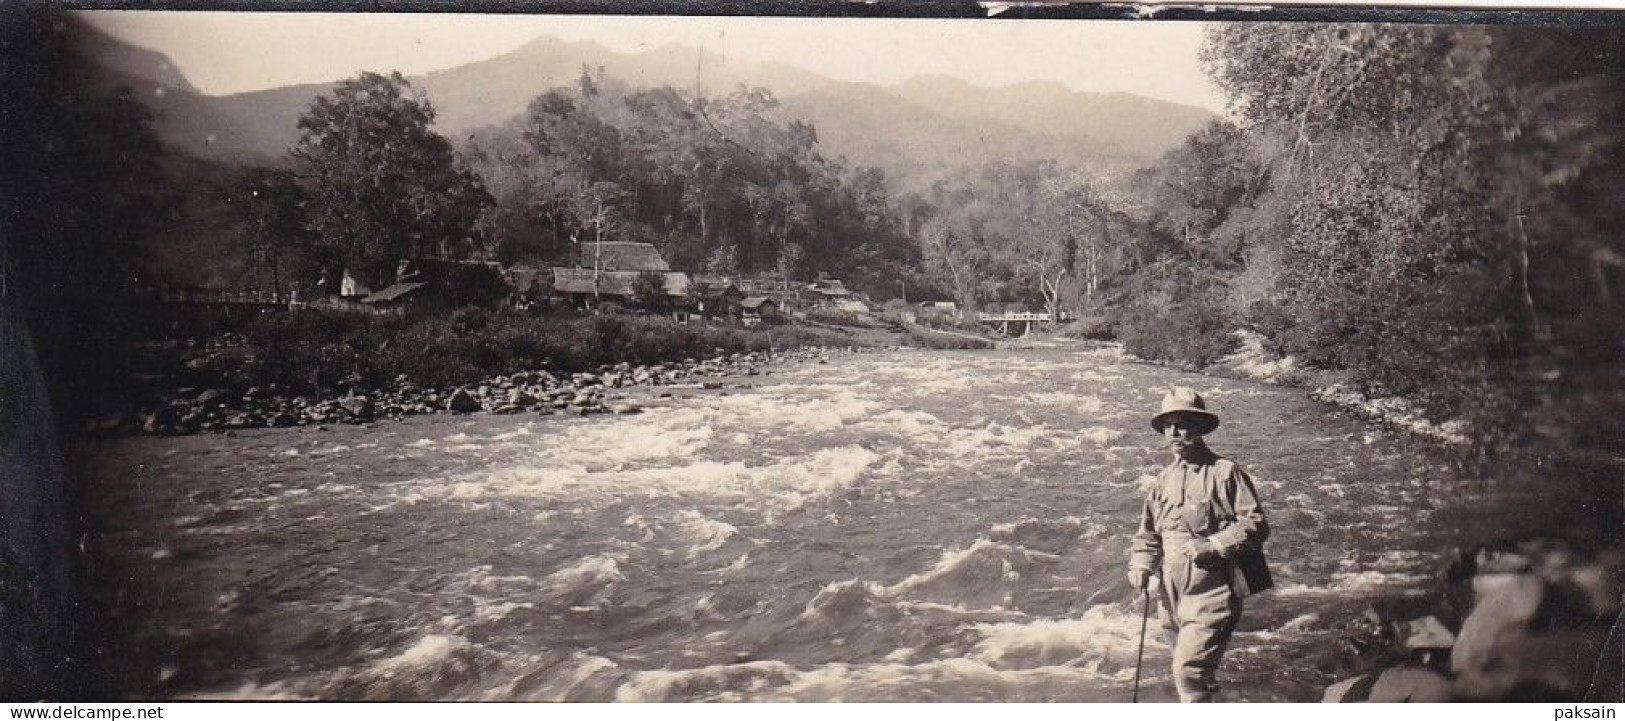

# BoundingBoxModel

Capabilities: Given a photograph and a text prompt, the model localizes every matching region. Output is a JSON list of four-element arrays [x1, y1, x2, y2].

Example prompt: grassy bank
[[210, 308, 893, 398]]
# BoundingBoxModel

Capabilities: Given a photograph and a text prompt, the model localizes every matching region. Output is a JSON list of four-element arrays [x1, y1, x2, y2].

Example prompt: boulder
[[446, 388, 481, 414], [195, 388, 230, 407], [1450, 546, 1622, 701], [1402, 616, 1456, 652], [339, 394, 374, 420], [506, 388, 535, 408], [1368, 668, 1452, 702]]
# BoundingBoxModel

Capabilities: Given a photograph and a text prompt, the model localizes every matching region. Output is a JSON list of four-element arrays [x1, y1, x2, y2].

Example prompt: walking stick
[[1132, 587, 1151, 703]]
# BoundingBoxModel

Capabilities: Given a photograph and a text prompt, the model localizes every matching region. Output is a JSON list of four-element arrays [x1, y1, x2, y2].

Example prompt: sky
[[79, 12, 1231, 113]]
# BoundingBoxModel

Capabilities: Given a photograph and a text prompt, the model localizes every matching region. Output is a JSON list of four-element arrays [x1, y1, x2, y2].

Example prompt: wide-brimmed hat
[[1151, 387, 1219, 435]]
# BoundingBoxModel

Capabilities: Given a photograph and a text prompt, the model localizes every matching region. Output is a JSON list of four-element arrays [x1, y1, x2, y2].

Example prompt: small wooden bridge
[[976, 311, 1053, 336]]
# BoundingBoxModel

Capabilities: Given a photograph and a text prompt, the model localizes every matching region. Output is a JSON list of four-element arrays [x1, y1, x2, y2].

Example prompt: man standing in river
[[1127, 387, 1272, 702]]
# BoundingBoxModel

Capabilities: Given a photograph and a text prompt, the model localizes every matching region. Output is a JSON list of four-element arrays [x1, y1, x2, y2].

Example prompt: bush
[[1113, 269, 1238, 369], [228, 307, 800, 396], [1056, 315, 1115, 340]]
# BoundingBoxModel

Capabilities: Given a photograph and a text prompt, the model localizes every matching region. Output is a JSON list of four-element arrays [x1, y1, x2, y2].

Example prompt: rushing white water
[[89, 344, 1512, 701]]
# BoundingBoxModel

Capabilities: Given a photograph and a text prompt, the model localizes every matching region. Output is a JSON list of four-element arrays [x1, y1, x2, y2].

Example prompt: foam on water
[[544, 554, 625, 591], [423, 445, 881, 520], [713, 391, 882, 433], [1273, 569, 1430, 598], [1074, 426, 1124, 446], [673, 511, 738, 554], [885, 539, 1059, 606], [969, 604, 1165, 670], [365, 634, 469, 679], [986, 516, 1106, 555], [614, 654, 1141, 702]]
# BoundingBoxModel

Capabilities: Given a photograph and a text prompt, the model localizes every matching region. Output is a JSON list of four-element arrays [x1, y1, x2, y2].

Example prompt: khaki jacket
[[1129, 451, 1273, 597]]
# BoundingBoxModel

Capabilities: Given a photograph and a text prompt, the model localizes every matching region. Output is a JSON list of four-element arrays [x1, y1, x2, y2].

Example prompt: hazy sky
[[80, 12, 1231, 112]]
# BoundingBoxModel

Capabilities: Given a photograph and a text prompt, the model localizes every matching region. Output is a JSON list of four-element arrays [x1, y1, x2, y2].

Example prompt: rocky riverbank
[[115, 346, 893, 437], [1321, 536, 1621, 702], [1208, 333, 1621, 702]]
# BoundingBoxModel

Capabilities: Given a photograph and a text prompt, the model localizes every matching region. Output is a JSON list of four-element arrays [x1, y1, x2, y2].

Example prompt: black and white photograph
[[2, 4, 1621, 704]]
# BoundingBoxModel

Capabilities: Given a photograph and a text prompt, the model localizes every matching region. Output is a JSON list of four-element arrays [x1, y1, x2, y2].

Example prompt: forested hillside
[[21, 14, 1624, 458]]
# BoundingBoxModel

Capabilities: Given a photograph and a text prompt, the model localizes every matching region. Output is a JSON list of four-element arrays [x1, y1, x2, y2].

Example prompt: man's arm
[[1206, 465, 1268, 558], [1129, 492, 1162, 573]]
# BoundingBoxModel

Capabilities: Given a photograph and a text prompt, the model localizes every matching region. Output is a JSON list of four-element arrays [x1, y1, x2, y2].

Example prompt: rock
[[446, 388, 481, 414], [491, 404, 525, 415], [339, 394, 374, 420], [1451, 569, 1611, 700], [1368, 668, 1452, 702], [506, 388, 535, 408], [196, 388, 229, 407], [702, 381, 724, 390], [1322, 674, 1378, 702], [1402, 616, 1456, 651], [608, 403, 642, 415]]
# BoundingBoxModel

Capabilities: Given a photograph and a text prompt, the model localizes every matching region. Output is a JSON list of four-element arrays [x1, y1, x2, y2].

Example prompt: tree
[[1203, 22, 1625, 453], [292, 72, 492, 287], [631, 270, 670, 312], [229, 168, 315, 297]]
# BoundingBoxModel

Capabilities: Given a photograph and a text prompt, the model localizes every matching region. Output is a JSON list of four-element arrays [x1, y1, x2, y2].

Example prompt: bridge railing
[[976, 312, 1053, 323]]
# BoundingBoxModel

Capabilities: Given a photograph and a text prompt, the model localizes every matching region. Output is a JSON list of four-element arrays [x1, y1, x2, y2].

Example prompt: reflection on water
[[85, 345, 1585, 701]]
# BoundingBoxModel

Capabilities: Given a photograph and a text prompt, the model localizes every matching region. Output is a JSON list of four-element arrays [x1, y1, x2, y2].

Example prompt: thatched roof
[[551, 268, 690, 298], [577, 242, 671, 272], [360, 282, 428, 305]]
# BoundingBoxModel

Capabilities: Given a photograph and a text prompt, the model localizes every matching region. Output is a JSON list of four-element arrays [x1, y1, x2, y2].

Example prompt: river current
[[85, 344, 1565, 701]]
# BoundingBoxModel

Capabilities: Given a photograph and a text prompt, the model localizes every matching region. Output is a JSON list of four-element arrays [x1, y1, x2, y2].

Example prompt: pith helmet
[[1151, 387, 1220, 435]]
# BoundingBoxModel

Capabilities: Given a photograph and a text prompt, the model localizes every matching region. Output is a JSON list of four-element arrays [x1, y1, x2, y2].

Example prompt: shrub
[[1113, 268, 1238, 369], [228, 307, 818, 396]]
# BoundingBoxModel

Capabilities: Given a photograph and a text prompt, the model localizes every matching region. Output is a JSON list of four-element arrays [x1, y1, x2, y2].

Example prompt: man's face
[[1163, 416, 1204, 457]]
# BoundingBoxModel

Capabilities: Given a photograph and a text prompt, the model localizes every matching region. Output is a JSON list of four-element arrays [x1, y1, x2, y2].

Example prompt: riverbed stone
[[339, 394, 374, 420], [1367, 668, 1452, 702], [1402, 615, 1455, 652], [195, 388, 229, 407], [1322, 674, 1377, 702], [446, 388, 481, 414]]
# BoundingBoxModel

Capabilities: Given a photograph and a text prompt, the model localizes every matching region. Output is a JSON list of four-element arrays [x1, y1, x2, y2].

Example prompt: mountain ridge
[[75, 23, 1218, 187]]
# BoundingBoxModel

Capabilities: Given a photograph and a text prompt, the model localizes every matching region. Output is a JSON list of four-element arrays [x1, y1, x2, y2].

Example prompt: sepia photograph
[[1, 3, 1621, 704]]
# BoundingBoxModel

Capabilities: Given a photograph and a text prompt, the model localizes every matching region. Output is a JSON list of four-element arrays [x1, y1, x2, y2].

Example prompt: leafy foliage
[[465, 70, 920, 297], [292, 72, 493, 287], [229, 307, 867, 395], [1197, 23, 1625, 454]]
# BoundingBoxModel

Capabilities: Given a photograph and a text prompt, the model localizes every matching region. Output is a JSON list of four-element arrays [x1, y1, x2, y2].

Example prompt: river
[[82, 343, 1588, 701]]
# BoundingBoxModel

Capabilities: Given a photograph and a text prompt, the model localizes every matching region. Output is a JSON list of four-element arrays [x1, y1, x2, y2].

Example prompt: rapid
[[83, 344, 1567, 701]]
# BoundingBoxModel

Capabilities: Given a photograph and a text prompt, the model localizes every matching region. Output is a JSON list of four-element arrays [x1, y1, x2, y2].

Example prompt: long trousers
[[1158, 553, 1243, 702]]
